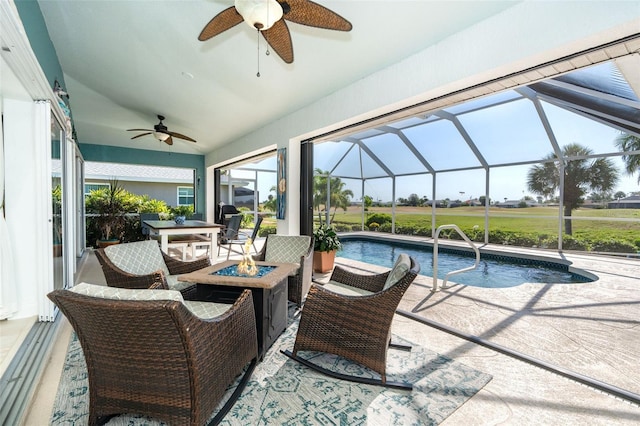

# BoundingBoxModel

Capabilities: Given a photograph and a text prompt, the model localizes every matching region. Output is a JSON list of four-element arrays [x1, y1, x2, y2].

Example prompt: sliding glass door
[[51, 112, 64, 291]]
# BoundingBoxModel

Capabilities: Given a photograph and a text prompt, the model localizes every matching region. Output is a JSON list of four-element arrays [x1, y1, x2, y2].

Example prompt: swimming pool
[[338, 237, 595, 288]]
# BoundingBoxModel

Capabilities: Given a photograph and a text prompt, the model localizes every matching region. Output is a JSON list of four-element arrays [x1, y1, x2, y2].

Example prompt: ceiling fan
[[198, 0, 352, 64], [127, 115, 196, 146]]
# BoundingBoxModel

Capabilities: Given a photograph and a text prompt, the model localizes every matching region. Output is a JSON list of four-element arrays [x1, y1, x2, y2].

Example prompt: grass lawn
[[325, 206, 640, 246]]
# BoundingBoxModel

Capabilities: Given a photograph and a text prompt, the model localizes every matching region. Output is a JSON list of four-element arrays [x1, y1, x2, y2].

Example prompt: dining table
[[143, 220, 223, 261]]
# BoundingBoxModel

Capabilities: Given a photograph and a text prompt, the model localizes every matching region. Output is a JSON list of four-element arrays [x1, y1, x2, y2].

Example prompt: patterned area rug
[[51, 320, 491, 425]]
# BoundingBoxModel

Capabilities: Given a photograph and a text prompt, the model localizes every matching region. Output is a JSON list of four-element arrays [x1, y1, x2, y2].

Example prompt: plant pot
[[97, 239, 120, 249], [313, 250, 337, 273], [175, 216, 186, 224]]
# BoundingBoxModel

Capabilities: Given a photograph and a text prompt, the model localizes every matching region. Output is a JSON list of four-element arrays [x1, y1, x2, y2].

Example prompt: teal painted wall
[[15, 0, 65, 89], [79, 144, 206, 213]]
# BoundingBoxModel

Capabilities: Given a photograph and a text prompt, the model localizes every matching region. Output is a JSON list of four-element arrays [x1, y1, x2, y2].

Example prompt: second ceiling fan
[[127, 115, 196, 146], [198, 0, 352, 64]]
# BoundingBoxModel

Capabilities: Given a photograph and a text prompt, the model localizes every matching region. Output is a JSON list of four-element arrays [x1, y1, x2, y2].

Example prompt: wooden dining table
[[143, 220, 223, 261]]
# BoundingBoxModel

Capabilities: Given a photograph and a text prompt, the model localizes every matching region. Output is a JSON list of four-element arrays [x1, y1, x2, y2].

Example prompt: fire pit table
[[179, 260, 297, 358]]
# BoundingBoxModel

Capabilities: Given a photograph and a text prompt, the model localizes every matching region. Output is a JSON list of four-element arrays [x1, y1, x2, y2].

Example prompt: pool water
[[338, 238, 593, 288]]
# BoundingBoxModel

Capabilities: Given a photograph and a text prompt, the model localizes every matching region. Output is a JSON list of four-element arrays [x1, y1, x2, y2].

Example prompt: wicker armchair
[[253, 234, 314, 308], [283, 254, 420, 389], [48, 283, 258, 426], [95, 240, 210, 299]]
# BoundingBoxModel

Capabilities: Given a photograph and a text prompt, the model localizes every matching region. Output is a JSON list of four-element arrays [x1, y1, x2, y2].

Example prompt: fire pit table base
[[195, 281, 287, 359]]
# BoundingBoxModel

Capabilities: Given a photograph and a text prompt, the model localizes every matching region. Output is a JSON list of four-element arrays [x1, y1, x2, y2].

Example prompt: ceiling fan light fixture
[[153, 131, 170, 142], [235, 0, 283, 30]]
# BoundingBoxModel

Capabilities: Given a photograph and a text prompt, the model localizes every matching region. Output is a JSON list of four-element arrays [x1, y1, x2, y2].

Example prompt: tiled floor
[[4, 235, 640, 424]]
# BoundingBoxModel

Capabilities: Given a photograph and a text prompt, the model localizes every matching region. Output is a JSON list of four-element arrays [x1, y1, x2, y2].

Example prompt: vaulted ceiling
[[36, 1, 517, 155]]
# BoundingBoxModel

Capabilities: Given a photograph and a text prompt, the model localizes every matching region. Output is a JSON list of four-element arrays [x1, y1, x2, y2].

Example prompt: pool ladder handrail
[[432, 224, 480, 292]]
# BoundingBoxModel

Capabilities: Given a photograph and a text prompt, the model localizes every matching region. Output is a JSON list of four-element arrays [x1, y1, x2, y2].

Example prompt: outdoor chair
[[217, 214, 243, 259], [139, 213, 159, 239], [95, 240, 211, 299], [220, 215, 263, 258], [216, 204, 241, 226], [282, 254, 420, 390], [253, 233, 314, 309], [48, 282, 258, 426]]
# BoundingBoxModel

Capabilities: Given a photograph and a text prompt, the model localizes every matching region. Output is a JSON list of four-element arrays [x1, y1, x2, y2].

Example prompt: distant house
[[608, 195, 640, 209], [497, 199, 539, 208], [85, 162, 194, 208]]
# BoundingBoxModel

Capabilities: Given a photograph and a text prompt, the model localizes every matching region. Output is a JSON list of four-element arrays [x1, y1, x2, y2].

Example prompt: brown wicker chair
[[283, 254, 420, 390], [252, 234, 314, 309], [95, 240, 210, 299], [48, 283, 258, 426]]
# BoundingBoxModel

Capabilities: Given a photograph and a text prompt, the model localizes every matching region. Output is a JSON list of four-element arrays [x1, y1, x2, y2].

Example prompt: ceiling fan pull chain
[[256, 28, 261, 77]]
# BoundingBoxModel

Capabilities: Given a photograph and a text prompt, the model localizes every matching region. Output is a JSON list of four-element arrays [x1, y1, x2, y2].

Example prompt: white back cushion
[[265, 235, 311, 263], [383, 254, 411, 290], [104, 240, 170, 277]]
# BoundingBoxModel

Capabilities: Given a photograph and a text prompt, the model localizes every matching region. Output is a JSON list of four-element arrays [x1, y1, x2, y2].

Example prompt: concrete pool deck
[[316, 233, 640, 424], [22, 234, 640, 424]]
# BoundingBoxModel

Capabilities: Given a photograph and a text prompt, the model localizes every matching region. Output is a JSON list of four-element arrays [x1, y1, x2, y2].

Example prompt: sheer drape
[[0, 119, 18, 319]]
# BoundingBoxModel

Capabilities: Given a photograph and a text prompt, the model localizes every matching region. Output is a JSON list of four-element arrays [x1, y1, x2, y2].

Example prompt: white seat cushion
[[183, 301, 231, 319], [264, 235, 311, 264], [383, 253, 411, 290], [71, 282, 183, 301], [104, 240, 170, 278], [71, 282, 229, 319], [166, 275, 196, 292], [323, 281, 373, 297]]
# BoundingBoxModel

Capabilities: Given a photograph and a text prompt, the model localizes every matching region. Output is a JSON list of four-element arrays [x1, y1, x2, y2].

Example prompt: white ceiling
[[38, 1, 517, 155]]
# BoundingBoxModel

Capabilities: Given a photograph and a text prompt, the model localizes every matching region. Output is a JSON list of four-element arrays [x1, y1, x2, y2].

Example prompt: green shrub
[[368, 222, 380, 231], [258, 226, 277, 237], [378, 222, 392, 233], [365, 213, 392, 228], [591, 239, 637, 253]]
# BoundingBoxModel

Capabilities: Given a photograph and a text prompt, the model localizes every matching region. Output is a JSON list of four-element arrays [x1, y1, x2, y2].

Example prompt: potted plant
[[313, 224, 342, 273], [52, 184, 63, 256], [170, 205, 193, 224], [86, 179, 134, 248]]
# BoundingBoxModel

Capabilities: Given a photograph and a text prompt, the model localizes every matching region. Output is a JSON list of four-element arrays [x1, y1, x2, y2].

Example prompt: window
[[84, 182, 109, 196], [177, 186, 194, 206]]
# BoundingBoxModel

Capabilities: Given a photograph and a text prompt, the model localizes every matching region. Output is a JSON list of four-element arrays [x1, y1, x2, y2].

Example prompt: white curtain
[[0, 117, 18, 319]]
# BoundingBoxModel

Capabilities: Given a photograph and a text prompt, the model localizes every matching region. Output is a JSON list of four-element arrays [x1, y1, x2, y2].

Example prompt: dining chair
[[217, 214, 243, 259], [139, 213, 159, 239], [224, 215, 263, 257]]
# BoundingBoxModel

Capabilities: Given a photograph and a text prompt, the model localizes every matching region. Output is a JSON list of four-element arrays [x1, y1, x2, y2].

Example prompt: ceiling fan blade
[[198, 6, 244, 41], [167, 131, 197, 143], [262, 20, 293, 64], [131, 132, 152, 140], [127, 128, 153, 132], [165, 136, 174, 146], [283, 0, 352, 31]]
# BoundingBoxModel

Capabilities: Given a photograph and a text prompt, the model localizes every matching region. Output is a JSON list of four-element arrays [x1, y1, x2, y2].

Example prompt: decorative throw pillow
[[383, 253, 411, 290]]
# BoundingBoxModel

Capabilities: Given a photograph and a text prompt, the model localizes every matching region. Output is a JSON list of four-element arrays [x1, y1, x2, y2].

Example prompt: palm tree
[[313, 168, 354, 224], [614, 133, 640, 184], [527, 143, 618, 235]]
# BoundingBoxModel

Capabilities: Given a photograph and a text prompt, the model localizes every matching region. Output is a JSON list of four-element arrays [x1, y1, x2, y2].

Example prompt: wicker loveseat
[[48, 282, 258, 425], [253, 234, 314, 308], [95, 240, 210, 298], [283, 254, 420, 389]]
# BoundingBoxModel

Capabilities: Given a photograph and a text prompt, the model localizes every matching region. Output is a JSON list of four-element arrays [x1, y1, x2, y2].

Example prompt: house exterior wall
[[79, 144, 205, 213], [85, 179, 194, 208]]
